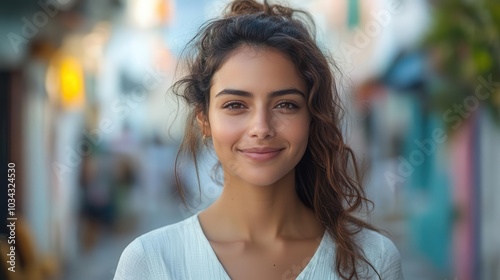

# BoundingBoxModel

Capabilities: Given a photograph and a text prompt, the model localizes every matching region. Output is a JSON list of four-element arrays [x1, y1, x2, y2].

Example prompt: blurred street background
[[1, 0, 499, 279]]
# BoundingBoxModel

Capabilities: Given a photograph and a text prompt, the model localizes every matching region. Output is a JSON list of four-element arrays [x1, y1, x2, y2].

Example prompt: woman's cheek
[[271, 113, 299, 134], [210, 115, 246, 176], [212, 114, 244, 137]]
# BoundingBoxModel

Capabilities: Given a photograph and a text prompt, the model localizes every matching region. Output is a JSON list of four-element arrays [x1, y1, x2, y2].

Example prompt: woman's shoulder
[[322, 227, 401, 266], [355, 228, 404, 279], [133, 213, 199, 248], [355, 228, 400, 256], [113, 214, 200, 279]]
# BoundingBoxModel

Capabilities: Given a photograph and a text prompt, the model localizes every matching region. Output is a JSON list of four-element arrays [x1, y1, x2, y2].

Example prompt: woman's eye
[[276, 102, 299, 110], [223, 102, 246, 110]]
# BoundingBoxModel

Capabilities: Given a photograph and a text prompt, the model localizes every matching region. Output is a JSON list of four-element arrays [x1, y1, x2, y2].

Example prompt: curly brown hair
[[172, 0, 380, 279]]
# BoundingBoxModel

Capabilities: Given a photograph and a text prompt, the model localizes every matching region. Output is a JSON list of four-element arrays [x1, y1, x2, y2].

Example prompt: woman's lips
[[238, 148, 284, 162]]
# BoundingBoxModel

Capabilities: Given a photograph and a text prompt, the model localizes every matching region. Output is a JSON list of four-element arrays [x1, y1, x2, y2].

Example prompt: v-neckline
[[193, 211, 328, 279]]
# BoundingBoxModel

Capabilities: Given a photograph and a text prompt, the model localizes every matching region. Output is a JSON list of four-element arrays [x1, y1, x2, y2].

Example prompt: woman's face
[[205, 46, 310, 187]]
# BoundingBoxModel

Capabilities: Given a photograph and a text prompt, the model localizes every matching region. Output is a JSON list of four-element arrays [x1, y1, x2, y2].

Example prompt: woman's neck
[[200, 169, 323, 244]]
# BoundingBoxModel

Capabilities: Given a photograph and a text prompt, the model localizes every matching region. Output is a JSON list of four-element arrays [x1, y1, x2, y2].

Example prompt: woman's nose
[[248, 109, 275, 139]]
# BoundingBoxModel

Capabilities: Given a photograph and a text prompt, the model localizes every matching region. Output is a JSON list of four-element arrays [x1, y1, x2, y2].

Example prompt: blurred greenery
[[423, 0, 500, 128]]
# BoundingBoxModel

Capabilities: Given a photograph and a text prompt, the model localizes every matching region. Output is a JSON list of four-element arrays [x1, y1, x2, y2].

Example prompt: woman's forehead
[[210, 45, 306, 94]]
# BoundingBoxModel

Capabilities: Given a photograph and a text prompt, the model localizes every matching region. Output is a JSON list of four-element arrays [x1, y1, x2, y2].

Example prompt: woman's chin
[[227, 169, 294, 188]]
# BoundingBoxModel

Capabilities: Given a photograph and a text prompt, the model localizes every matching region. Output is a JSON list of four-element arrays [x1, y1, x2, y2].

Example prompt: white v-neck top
[[114, 212, 403, 279]]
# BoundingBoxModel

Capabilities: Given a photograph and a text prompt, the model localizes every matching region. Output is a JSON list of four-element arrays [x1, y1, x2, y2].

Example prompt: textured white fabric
[[114, 212, 403, 279]]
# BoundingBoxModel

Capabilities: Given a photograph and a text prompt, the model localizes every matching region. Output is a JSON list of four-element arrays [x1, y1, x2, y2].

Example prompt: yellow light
[[59, 56, 85, 110]]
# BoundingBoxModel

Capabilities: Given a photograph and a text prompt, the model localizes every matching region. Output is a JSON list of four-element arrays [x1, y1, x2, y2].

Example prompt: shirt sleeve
[[113, 238, 151, 280]]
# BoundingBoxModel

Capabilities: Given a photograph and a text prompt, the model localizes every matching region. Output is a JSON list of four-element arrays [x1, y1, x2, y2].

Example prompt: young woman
[[114, 0, 403, 279]]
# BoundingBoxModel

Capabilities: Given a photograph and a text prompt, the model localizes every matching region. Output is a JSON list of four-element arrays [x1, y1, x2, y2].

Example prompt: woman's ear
[[196, 112, 211, 137]]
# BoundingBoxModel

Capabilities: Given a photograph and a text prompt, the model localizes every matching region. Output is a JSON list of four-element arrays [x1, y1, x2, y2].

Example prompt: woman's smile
[[237, 146, 285, 162]]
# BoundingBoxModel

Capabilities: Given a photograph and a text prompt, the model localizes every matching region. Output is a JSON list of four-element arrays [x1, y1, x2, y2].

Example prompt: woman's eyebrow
[[215, 88, 305, 98]]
